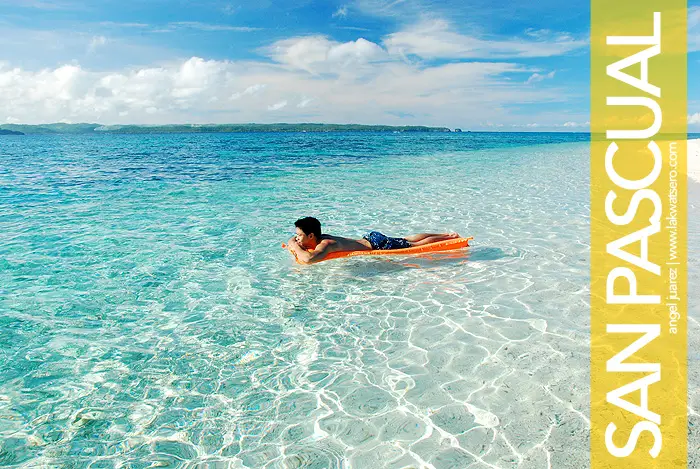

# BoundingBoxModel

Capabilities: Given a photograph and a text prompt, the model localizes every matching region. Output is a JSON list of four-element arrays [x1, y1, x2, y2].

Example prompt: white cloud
[[690, 6, 700, 29], [333, 5, 348, 18], [222, 3, 239, 15], [691, 7, 700, 51], [263, 36, 387, 74], [268, 100, 288, 111], [525, 70, 555, 84], [336, 26, 371, 32], [297, 97, 314, 108], [167, 22, 260, 32], [0, 58, 236, 123], [0, 53, 565, 126], [508, 120, 590, 129], [354, 0, 423, 19], [690, 113, 700, 125], [383, 19, 587, 59], [231, 83, 266, 100], [1, 15, 587, 129], [524, 29, 552, 39], [0, 26, 181, 71], [88, 35, 107, 53], [98, 21, 149, 28], [0, 0, 75, 10]]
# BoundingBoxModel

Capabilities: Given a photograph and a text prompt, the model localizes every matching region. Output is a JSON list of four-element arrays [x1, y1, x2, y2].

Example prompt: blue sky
[[0, 0, 698, 130]]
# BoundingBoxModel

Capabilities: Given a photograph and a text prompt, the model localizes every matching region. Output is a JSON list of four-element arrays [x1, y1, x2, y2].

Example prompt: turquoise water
[[0, 132, 593, 468]]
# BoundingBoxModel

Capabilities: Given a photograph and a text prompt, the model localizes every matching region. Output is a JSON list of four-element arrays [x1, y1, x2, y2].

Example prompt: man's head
[[294, 217, 322, 249]]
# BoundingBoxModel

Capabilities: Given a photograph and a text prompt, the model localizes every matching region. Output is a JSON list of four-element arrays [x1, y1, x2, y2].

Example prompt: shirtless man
[[286, 217, 460, 264]]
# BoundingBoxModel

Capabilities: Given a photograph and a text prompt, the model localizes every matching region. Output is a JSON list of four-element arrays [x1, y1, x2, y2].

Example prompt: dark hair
[[295, 217, 322, 239]]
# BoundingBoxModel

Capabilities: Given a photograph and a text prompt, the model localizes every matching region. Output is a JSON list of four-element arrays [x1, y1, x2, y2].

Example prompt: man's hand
[[286, 237, 307, 258], [285, 238, 330, 264], [286, 236, 299, 249]]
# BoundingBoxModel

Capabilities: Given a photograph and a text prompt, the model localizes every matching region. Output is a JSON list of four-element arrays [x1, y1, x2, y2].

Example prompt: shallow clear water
[[2, 132, 593, 468]]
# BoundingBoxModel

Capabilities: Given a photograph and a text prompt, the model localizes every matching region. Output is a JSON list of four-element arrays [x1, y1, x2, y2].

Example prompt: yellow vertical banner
[[591, 1, 687, 468]]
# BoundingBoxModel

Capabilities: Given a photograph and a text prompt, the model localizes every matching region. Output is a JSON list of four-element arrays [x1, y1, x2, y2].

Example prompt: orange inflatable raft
[[282, 237, 473, 264]]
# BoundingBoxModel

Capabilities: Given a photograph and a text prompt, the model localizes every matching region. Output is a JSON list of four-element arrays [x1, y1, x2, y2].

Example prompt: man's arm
[[287, 239, 331, 264]]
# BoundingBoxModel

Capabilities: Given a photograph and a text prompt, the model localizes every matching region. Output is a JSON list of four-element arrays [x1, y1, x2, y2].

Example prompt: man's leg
[[405, 232, 460, 246], [405, 233, 444, 242]]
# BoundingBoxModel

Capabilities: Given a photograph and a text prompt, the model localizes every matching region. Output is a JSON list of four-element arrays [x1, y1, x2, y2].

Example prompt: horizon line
[[1, 122, 596, 132]]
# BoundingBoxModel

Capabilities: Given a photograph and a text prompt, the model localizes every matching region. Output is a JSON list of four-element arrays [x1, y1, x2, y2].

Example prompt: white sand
[[689, 139, 700, 184]]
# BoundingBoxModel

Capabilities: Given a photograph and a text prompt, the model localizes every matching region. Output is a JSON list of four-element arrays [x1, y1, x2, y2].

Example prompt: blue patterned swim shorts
[[363, 231, 411, 250]]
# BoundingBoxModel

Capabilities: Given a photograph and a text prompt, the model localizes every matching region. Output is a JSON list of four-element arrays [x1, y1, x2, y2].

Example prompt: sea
[[0, 132, 696, 468]]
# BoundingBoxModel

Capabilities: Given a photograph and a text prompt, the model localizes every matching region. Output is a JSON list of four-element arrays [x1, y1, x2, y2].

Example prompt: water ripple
[[1, 133, 604, 468]]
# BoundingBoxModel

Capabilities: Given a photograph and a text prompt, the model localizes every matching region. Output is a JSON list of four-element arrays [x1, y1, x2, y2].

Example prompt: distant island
[[0, 129, 24, 135], [0, 123, 452, 135]]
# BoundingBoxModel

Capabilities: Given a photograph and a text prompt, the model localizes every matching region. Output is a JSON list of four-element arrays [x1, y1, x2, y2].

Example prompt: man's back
[[318, 234, 372, 253]]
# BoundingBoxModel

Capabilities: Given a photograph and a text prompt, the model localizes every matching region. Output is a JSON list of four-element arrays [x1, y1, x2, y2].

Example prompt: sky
[[0, 0, 698, 130]]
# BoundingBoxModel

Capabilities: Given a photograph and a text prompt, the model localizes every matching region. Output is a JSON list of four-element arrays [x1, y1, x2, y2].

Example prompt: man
[[286, 216, 460, 264]]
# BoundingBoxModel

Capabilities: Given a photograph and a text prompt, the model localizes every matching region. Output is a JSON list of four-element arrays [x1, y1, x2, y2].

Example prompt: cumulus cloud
[[383, 19, 587, 59], [525, 70, 556, 84], [0, 58, 234, 123], [690, 113, 700, 125], [0, 18, 586, 127], [263, 36, 387, 74], [0, 53, 565, 126]]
